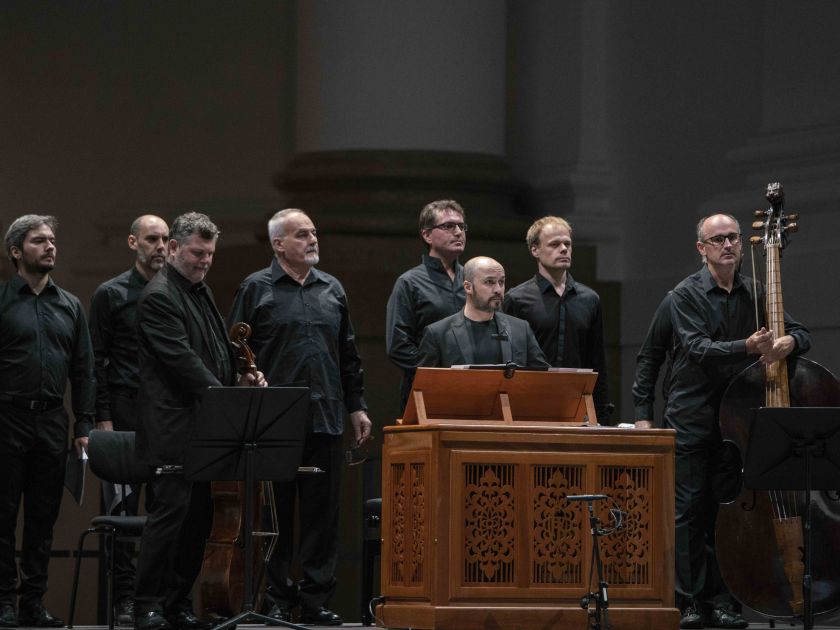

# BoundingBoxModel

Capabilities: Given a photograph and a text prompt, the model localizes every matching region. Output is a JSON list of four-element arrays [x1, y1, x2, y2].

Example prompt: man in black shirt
[[668, 213, 810, 629], [133, 213, 265, 630], [631, 292, 675, 429], [503, 216, 611, 422], [386, 199, 467, 410], [89, 214, 169, 625], [228, 209, 372, 627], [419, 257, 548, 368], [0, 215, 95, 628]]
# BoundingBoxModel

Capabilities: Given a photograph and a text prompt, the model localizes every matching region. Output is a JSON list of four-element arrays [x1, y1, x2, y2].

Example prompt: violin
[[196, 323, 278, 620]]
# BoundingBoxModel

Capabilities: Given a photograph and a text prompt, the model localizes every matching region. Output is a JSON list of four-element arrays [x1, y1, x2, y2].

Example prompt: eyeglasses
[[345, 437, 373, 466], [702, 232, 741, 247], [430, 222, 468, 233]]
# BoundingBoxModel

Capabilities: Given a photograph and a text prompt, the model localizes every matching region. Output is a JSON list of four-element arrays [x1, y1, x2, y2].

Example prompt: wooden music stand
[[401, 367, 599, 426]]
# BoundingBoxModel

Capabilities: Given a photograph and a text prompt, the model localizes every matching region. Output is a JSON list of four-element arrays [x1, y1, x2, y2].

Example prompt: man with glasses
[[503, 216, 612, 423], [667, 213, 810, 629], [228, 209, 372, 627], [386, 200, 467, 410]]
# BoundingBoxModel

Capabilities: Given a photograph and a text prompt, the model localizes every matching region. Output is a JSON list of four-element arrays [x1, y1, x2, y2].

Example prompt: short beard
[[304, 253, 319, 266], [20, 258, 53, 275]]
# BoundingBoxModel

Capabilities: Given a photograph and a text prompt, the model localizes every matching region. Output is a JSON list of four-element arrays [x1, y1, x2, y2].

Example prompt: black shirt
[[632, 292, 675, 423], [89, 267, 147, 421], [464, 317, 502, 365], [228, 259, 366, 435], [0, 274, 95, 436], [386, 255, 465, 405], [667, 266, 811, 446], [503, 272, 610, 421]]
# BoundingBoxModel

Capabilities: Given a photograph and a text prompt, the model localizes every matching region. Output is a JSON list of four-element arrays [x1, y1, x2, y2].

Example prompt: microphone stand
[[567, 494, 622, 630]]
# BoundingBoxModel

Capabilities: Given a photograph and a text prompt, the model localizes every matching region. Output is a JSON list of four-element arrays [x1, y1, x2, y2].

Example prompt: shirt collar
[[700, 265, 748, 295], [10, 273, 57, 295], [535, 271, 576, 295], [271, 257, 324, 286], [129, 266, 149, 287], [422, 254, 461, 275]]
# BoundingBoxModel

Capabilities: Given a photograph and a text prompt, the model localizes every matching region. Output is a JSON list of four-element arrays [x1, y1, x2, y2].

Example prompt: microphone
[[566, 494, 609, 502]]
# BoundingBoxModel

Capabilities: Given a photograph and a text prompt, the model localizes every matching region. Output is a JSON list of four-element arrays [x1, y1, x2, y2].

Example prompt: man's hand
[[237, 370, 268, 387], [760, 334, 795, 365], [74, 436, 88, 457], [96, 420, 114, 431], [635, 420, 653, 429], [349, 410, 373, 444], [746, 327, 773, 356]]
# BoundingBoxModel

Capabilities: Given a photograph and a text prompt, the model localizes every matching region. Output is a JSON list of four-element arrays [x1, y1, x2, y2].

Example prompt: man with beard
[[133, 213, 265, 630], [668, 213, 810, 629], [228, 208, 372, 626], [88, 214, 169, 625], [0, 215, 95, 628], [418, 256, 547, 368], [503, 216, 612, 423], [386, 200, 467, 410]]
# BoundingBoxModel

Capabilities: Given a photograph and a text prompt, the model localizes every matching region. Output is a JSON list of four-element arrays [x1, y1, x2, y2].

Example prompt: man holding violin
[[133, 213, 266, 630], [228, 208, 372, 627], [667, 214, 810, 629]]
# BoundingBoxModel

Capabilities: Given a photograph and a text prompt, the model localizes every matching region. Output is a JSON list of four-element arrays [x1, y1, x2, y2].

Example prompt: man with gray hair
[[88, 214, 169, 625], [418, 256, 548, 368], [0, 214, 95, 628], [133, 212, 265, 630], [228, 208, 372, 626]]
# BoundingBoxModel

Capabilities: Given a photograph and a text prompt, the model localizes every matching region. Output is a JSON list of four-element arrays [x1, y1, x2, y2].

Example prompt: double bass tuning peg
[[785, 222, 798, 234], [785, 213, 799, 222], [754, 209, 767, 218], [751, 221, 764, 230], [749, 236, 763, 246]]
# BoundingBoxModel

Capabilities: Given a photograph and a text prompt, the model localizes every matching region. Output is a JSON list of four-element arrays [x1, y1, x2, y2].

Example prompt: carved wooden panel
[[462, 463, 516, 584], [531, 464, 586, 584], [388, 460, 427, 588], [597, 465, 652, 587]]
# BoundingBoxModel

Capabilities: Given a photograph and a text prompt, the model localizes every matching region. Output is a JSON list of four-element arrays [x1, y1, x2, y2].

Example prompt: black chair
[[68, 430, 150, 630], [360, 497, 381, 626]]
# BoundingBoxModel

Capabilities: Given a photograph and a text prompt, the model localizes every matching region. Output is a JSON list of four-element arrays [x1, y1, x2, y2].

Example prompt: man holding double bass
[[667, 213, 811, 629]]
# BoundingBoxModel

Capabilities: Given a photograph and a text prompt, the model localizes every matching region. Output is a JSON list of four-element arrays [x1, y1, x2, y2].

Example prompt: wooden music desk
[[377, 368, 679, 629]]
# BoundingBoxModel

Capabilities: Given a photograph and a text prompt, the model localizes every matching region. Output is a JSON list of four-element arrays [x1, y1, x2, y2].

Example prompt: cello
[[715, 183, 840, 622], [196, 323, 279, 620]]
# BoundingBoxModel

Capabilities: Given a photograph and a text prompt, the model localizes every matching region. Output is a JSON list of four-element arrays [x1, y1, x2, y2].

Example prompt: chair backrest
[[87, 430, 151, 485]]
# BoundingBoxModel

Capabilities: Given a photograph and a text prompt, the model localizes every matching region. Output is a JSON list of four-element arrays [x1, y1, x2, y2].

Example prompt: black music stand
[[744, 407, 840, 630], [185, 386, 310, 630]]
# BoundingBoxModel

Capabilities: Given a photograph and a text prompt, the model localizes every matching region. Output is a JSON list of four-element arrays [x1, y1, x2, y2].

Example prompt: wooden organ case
[[377, 368, 679, 629]]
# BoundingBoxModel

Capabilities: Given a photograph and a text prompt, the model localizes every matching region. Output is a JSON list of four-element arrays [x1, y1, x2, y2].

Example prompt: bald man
[[418, 257, 548, 368], [88, 214, 169, 625]]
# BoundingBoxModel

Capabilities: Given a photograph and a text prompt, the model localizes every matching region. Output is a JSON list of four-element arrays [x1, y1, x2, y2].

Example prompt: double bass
[[715, 183, 840, 622], [197, 323, 279, 620]]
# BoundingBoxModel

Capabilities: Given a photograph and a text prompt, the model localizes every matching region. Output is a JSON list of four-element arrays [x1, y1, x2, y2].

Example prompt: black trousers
[[265, 433, 343, 612], [674, 439, 741, 611], [133, 475, 211, 615], [0, 404, 67, 609]]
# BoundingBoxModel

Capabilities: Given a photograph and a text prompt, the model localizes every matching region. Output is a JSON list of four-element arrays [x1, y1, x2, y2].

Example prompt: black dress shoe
[[679, 603, 703, 630], [299, 607, 342, 626], [116, 600, 135, 627], [134, 611, 171, 630], [165, 611, 213, 630], [0, 605, 17, 628], [707, 606, 748, 629], [17, 606, 63, 628], [265, 604, 292, 625]]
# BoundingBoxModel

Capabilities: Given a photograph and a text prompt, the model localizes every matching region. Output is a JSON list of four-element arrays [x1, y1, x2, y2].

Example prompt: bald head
[[129, 214, 169, 279], [463, 256, 505, 319]]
